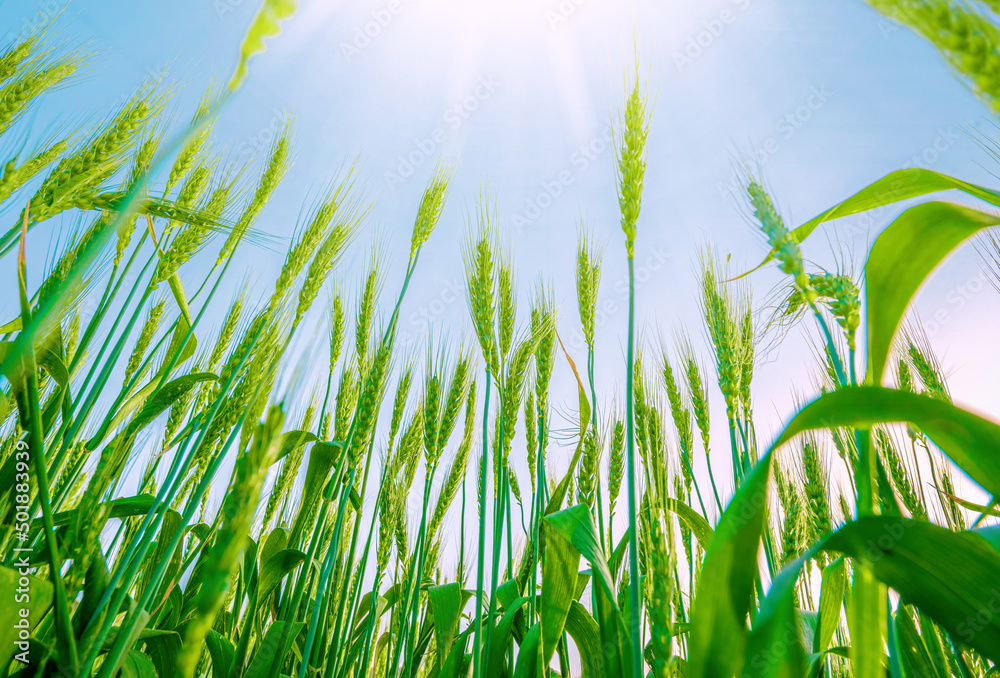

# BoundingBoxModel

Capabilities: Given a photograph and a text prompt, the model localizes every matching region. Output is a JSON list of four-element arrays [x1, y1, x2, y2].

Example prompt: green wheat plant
[[2, 3, 1000, 678]]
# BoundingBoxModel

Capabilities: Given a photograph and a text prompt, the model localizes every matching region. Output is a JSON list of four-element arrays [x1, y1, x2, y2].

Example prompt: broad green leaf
[[512, 622, 541, 678], [37, 343, 69, 391], [822, 516, 1000, 663], [687, 449, 773, 678], [798, 610, 818, 654], [120, 650, 157, 678], [98, 626, 179, 652], [891, 606, 947, 678], [741, 555, 809, 678], [243, 537, 260, 602], [289, 440, 347, 546], [864, 201, 1000, 381], [44, 494, 157, 528], [814, 557, 847, 654], [74, 550, 110, 638], [102, 610, 152, 678], [485, 595, 531, 677], [977, 524, 1000, 551], [743, 168, 1000, 276], [141, 631, 182, 678], [245, 620, 305, 678], [87, 372, 218, 450], [259, 528, 289, 568], [540, 521, 581, 665], [139, 508, 183, 601], [774, 386, 1000, 500], [428, 582, 464, 667], [409, 611, 437, 676], [497, 578, 521, 611], [848, 561, 885, 678], [609, 529, 629, 583], [545, 505, 614, 603], [796, 169, 1000, 243], [438, 627, 472, 678], [564, 601, 605, 678], [206, 630, 236, 678], [189, 523, 212, 543], [351, 584, 401, 642], [255, 549, 305, 614], [125, 372, 217, 440], [545, 504, 629, 678], [275, 429, 317, 463], [229, 0, 299, 90], [662, 497, 714, 548]]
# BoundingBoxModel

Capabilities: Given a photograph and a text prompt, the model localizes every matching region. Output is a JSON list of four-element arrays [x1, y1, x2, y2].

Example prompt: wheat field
[[1, 1, 1000, 678]]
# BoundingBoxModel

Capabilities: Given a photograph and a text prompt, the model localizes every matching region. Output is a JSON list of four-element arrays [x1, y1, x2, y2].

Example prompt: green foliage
[[3, 9, 1000, 678]]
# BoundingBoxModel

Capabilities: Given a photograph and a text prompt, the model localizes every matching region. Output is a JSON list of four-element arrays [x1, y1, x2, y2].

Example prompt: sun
[[285, 0, 696, 138]]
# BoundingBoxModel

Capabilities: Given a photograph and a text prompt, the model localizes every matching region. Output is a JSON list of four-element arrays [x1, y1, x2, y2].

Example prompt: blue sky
[[2, 0, 998, 515]]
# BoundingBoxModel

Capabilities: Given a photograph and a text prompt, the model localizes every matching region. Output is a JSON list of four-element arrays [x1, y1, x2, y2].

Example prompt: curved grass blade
[[565, 601, 605, 678], [85, 372, 218, 450], [662, 497, 714, 548], [485, 596, 531, 677], [741, 554, 809, 678], [740, 168, 1000, 277], [255, 549, 306, 615], [540, 521, 582, 667], [512, 622, 542, 678], [774, 386, 1000, 500], [865, 201, 1000, 381], [545, 503, 630, 678], [822, 516, 1000, 663], [687, 448, 772, 678], [814, 557, 847, 655], [428, 583, 466, 669], [891, 606, 947, 678]]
